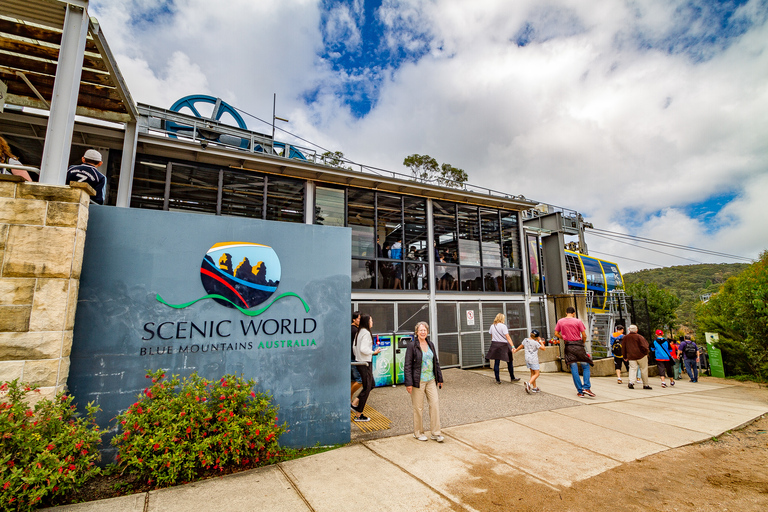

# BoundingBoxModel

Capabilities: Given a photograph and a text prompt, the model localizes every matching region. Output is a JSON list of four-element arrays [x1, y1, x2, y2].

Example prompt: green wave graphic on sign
[[156, 292, 309, 316]]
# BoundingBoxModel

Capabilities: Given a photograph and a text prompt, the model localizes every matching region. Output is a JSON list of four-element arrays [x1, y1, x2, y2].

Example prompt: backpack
[[611, 336, 623, 357], [684, 342, 697, 359]]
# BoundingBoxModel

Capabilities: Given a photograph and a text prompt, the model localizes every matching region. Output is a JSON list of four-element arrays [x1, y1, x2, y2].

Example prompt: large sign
[[69, 207, 351, 455], [704, 332, 726, 378]]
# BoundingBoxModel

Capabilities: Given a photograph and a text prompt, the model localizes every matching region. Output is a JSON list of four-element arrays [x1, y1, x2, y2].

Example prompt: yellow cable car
[[564, 250, 624, 312]]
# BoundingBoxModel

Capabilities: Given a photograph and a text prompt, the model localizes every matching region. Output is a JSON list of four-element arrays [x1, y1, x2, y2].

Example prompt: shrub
[[0, 380, 102, 512], [110, 370, 287, 487]]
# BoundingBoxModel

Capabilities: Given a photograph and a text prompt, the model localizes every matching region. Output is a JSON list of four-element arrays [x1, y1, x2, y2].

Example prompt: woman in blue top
[[404, 322, 444, 442]]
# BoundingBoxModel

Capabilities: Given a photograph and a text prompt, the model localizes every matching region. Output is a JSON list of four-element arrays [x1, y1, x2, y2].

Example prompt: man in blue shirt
[[66, 149, 106, 205]]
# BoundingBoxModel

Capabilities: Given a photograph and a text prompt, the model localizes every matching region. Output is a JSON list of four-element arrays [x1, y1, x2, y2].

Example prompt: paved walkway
[[47, 373, 768, 512]]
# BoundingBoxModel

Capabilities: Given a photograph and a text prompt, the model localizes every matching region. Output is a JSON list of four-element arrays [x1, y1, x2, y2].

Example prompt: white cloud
[[90, 0, 768, 272]]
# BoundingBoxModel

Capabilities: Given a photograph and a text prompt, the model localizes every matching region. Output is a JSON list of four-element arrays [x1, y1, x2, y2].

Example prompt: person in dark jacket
[[679, 335, 699, 382], [404, 321, 444, 442], [623, 325, 652, 389]]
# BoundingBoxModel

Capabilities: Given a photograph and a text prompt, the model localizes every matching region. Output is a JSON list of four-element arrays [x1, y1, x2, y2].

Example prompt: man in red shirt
[[555, 307, 595, 398]]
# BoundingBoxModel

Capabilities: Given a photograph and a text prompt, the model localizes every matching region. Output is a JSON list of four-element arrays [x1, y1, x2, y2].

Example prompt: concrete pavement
[[46, 372, 768, 512]]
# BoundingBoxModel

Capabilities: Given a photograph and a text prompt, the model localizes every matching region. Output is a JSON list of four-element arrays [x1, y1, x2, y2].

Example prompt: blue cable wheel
[[167, 95, 249, 149]]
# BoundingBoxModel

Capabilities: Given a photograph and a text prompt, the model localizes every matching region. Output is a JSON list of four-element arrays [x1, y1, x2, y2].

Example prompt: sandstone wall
[[0, 177, 91, 399]]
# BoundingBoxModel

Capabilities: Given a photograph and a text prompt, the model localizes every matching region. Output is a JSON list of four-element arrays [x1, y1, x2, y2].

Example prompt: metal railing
[[136, 103, 538, 205]]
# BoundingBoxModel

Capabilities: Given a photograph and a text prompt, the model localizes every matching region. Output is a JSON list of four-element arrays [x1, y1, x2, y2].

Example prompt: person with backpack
[[652, 330, 676, 388], [670, 337, 683, 380], [679, 335, 699, 382], [611, 325, 629, 384]]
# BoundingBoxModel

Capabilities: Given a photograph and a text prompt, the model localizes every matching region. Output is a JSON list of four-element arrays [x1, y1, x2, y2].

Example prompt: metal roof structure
[[0, 0, 136, 123]]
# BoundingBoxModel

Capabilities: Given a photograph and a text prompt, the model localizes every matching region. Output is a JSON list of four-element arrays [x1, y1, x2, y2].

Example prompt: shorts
[[614, 357, 629, 371], [525, 359, 540, 370], [657, 360, 673, 378], [351, 360, 362, 383]]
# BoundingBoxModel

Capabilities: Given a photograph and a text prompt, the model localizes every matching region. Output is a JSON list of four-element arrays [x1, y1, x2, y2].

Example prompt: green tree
[[321, 151, 352, 170], [625, 280, 681, 332], [696, 251, 768, 380], [403, 154, 467, 188]]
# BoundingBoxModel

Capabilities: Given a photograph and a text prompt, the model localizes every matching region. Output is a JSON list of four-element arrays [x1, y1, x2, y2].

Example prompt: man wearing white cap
[[66, 149, 106, 205]]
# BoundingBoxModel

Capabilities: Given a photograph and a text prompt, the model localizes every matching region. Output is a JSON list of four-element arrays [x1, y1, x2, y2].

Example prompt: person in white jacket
[[352, 314, 381, 422]]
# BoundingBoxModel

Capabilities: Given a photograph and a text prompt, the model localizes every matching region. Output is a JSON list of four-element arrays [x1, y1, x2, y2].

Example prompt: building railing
[[136, 103, 535, 205]]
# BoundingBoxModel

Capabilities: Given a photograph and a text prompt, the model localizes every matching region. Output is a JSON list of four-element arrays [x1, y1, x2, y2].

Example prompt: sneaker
[[628, 383, 635, 389], [354, 414, 370, 422], [661, 382, 667, 388], [577, 392, 585, 397], [524, 381, 531, 394], [670, 381, 675, 386], [431, 435, 445, 443], [511, 377, 521, 382], [495, 380, 501, 385], [532, 387, 541, 393], [582, 389, 596, 397], [617, 378, 622, 384], [643, 385, 653, 390], [413, 434, 428, 441]]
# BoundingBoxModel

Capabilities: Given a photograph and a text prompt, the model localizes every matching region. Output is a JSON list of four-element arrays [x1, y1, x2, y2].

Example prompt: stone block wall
[[0, 178, 90, 399]]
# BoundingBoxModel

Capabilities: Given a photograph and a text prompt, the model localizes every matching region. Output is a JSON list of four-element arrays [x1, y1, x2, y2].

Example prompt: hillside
[[623, 263, 748, 329]]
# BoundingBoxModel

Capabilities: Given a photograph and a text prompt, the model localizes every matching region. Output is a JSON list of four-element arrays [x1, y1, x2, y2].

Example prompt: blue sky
[[91, 0, 768, 270]]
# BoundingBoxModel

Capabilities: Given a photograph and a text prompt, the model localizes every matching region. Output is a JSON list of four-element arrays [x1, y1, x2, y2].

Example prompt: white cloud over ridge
[[90, 0, 768, 272]]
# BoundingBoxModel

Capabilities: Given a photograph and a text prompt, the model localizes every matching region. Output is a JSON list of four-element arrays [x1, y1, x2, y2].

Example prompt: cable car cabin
[[564, 250, 624, 312]]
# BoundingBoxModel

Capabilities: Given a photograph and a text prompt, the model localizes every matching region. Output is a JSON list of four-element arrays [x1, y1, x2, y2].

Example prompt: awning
[[0, 0, 136, 123]]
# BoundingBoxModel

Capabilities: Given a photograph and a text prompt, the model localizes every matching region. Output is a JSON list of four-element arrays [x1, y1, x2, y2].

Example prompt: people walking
[[611, 325, 628, 384], [485, 313, 520, 384], [555, 307, 595, 398], [680, 335, 699, 382], [671, 337, 683, 380], [352, 314, 381, 422], [404, 321, 444, 442], [652, 330, 675, 388], [514, 329, 546, 393], [623, 325, 651, 389]]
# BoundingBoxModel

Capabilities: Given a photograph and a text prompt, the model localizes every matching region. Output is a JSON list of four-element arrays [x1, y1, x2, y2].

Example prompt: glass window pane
[[130, 158, 167, 210], [437, 303, 458, 333], [501, 211, 521, 269], [357, 303, 396, 333], [396, 303, 429, 333], [348, 188, 375, 258], [505, 302, 527, 329], [377, 192, 403, 260], [351, 259, 375, 290], [480, 208, 501, 267], [483, 268, 503, 292], [435, 265, 458, 291], [315, 187, 345, 226], [266, 176, 304, 223], [403, 196, 427, 261], [378, 262, 403, 289], [566, 253, 584, 285], [221, 170, 264, 218], [504, 270, 523, 292], [167, 164, 219, 214], [460, 267, 482, 291], [527, 234, 543, 294], [405, 263, 429, 291], [458, 205, 480, 266], [433, 201, 458, 263]]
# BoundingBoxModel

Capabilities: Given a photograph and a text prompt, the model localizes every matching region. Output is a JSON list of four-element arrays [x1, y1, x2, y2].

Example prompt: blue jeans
[[684, 358, 699, 382], [494, 359, 515, 381], [570, 362, 591, 393]]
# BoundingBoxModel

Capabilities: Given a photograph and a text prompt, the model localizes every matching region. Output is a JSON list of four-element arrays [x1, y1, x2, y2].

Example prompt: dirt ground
[[457, 412, 768, 512]]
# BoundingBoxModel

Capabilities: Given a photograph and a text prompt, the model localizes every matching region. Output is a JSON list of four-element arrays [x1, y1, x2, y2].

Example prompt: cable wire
[[588, 251, 666, 268], [588, 232, 704, 264]]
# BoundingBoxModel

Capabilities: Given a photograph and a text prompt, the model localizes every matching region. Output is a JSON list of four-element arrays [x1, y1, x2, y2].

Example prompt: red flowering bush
[[0, 380, 102, 511], [110, 370, 286, 487]]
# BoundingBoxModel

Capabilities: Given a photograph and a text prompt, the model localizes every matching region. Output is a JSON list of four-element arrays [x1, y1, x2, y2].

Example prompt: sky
[[90, 0, 768, 272]]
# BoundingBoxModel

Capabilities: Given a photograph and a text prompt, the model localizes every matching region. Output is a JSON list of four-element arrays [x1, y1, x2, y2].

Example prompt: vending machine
[[371, 335, 394, 387], [394, 334, 412, 385]]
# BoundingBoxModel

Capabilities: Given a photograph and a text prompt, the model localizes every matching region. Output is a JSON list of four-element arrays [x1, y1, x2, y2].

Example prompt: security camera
[[200, 140, 208, 149]]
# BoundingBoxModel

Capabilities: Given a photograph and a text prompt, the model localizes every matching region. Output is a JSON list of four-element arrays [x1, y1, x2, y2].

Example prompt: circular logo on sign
[[200, 242, 281, 309]]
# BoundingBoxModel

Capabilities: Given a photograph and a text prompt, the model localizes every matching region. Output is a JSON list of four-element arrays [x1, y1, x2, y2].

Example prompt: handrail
[[0, 163, 40, 173]]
